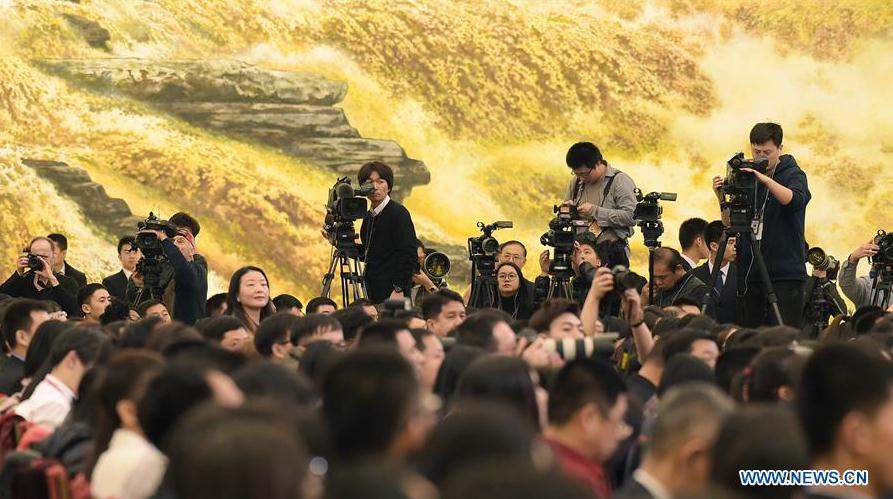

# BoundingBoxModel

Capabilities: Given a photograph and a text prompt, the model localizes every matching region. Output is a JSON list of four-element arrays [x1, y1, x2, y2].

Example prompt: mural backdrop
[[1, 0, 891, 298]]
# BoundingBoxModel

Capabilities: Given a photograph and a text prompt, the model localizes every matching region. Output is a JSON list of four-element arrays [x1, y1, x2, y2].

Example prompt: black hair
[[322, 347, 419, 461], [646, 383, 734, 460], [421, 289, 465, 320], [745, 347, 808, 403], [136, 299, 167, 318], [595, 239, 630, 268], [118, 316, 164, 350], [197, 315, 244, 343], [547, 357, 626, 425], [87, 350, 164, 478], [290, 313, 343, 346], [169, 212, 201, 237], [714, 346, 761, 395], [678, 218, 708, 251], [254, 312, 298, 357], [704, 220, 726, 249], [46, 233, 68, 251], [711, 406, 808, 499], [305, 296, 337, 314], [498, 240, 528, 257], [232, 362, 317, 408], [331, 307, 375, 342], [116, 235, 136, 254], [411, 327, 434, 350], [205, 292, 228, 316], [671, 296, 702, 309], [49, 326, 107, 367], [797, 343, 893, 457], [653, 247, 686, 272], [455, 310, 512, 353], [358, 161, 395, 193], [77, 283, 107, 307], [661, 328, 718, 363], [455, 356, 540, 430], [225, 266, 275, 330], [137, 363, 213, 448], [356, 320, 408, 348], [434, 345, 487, 408], [657, 354, 716, 396], [565, 142, 603, 169], [442, 461, 595, 499], [23, 320, 69, 379], [1, 298, 50, 352], [528, 298, 579, 334], [271, 293, 302, 311], [418, 403, 537, 488], [749, 122, 784, 147], [100, 300, 131, 325], [299, 340, 345, 390], [350, 298, 374, 308]]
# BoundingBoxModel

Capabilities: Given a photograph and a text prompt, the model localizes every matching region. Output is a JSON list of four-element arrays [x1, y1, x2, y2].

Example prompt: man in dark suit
[[616, 384, 734, 499], [798, 344, 893, 499], [678, 218, 709, 272], [0, 299, 51, 395], [47, 233, 87, 288], [691, 221, 739, 324], [0, 237, 79, 317], [102, 236, 140, 302]]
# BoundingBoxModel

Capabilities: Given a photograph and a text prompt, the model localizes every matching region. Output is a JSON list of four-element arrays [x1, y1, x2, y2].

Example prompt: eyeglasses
[[571, 167, 593, 178], [497, 274, 518, 281]]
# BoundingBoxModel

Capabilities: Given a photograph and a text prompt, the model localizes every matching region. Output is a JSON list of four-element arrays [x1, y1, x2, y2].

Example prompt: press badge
[[751, 219, 763, 241]]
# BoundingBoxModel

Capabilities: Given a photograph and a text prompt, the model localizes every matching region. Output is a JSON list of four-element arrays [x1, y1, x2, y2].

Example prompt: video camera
[[872, 231, 893, 267], [467, 221, 512, 276], [807, 247, 840, 280], [323, 177, 373, 254], [541, 204, 587, 278], [633, 189, 676, 248], [135, 212, 177, 290], [721, 152, 769, 213]]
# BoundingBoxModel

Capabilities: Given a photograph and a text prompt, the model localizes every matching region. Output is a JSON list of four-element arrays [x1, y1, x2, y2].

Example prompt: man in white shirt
[[616, 383, 734, 499], [692, 221, 739, 324], [15, 328, 106, 428]]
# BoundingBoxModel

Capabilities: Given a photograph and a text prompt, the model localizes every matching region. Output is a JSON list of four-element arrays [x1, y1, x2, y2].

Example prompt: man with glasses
[[1, 236, 79, 317], [565, 142, 638, 250], [102, 236, 141, 302]]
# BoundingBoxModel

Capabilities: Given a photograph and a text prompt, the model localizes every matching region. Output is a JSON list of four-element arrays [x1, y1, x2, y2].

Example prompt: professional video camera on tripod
[[868, 230, 893, 307], [802, 247, 845, 337], [131, 212, 177, 305], [321, 177, 374, 307], [533, 204, 589, 304], [632, 188, 676, 301], [702, 152, 785, 324], [467, 220, 513, 309]]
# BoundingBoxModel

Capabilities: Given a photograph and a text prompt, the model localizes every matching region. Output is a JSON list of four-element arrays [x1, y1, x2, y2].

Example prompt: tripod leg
[[748, 236, 784, 326], [321, 249, 340, 299], [701, 231, 730, 314]]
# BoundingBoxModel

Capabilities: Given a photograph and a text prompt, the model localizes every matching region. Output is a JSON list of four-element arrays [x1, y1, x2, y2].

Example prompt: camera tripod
[[803, 279, 843, 338], [869, 271, 893, 309], [700, 206, 784, 326], [321, 246, 367, 308], [637, 220, 664, 302], [468, 255, 501, 309]]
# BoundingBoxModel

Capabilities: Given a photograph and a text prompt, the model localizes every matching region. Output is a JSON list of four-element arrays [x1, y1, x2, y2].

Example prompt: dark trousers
[[739, 280, 804, 328]]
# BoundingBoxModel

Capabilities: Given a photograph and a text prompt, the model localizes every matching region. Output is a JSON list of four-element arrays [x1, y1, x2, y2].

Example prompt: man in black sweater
[[712, 122, 811, 327], [647, 247, 707, 308], [0, 237, 79, 317], [358, 162, 418, 304]]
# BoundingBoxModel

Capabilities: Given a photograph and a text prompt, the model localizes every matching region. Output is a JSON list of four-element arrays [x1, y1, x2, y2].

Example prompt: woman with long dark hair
[[495, 262, 534, 320], [225, 266, 275, 334]]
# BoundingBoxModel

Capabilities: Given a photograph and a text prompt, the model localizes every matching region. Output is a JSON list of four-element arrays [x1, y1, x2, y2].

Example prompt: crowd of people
[[0, 122, 891, 499]]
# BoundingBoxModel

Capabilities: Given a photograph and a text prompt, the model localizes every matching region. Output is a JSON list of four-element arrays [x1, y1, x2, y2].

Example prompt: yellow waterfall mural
[[1, 0, 891, 299]]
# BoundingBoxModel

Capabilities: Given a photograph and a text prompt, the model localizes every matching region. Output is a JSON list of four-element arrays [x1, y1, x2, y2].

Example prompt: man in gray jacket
[[839, 239, 892, 309]]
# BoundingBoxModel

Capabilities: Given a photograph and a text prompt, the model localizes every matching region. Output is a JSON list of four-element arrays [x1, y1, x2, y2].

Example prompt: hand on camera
[[740, 168, 769, 184], [578, 201, 596, 217], [139, 229, 168, 241], [849, 241, 879, 263], [539, 250, 552, 276], [15, 252, 29, 276], [413, 272, 435, 290], [518, 336, 563, 370], [621, 288, 644, 326], [712, 176, 724, 201], [33, 256, 57, 286], [590, 267, 614, 300]]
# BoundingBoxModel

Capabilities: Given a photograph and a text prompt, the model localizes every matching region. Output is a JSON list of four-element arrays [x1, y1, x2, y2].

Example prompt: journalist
[[711, 122, 811, 327], [0, 237, 79, 317], [647, 247, 707, 308], [564, 142, 637, 247], [357, 161, 418, 304], [839, 238, 892, 309], [132, 228, 207, 325]]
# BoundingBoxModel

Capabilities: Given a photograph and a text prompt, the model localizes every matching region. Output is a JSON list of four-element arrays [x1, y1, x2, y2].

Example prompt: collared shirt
[[707, 260, 731, 287], [632, 469, 671, 499], [565, 164, 638, 240], [545, 437, 612, 499], [123, 268, 133, 280], [91, 428, 169, 499], [371, 195, 391, 217], [681, 254, 697, 271], [15, 373, 75, 428]]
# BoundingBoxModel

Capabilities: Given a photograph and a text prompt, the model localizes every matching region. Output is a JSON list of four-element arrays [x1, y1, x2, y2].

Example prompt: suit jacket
[[63, 262, 87, 289], [615, 477, 658, 499], [102, 270, 128, 302], [692, 262, 739, 324]]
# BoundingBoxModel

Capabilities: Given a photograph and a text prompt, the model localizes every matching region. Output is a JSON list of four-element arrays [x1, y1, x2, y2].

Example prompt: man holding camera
[[565, 142, 638, 248], [358, 161, 418, 304], [1, 237, 79, 317], [839, 239, 893, 309], [648, 247, 707, 308], [711, 123, 811, 327]]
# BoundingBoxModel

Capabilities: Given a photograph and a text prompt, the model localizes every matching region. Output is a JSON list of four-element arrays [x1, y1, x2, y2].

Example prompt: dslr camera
[[541, 204, 587, 277], [323, 177, 374, 254], [135, 212, 177, 289], [807, 247, 840, 280], [25, 253, 45, 272], [417, 248, 452, 286]]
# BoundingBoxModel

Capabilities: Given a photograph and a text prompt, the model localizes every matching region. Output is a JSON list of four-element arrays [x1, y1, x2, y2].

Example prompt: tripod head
[[633, 188, 676, 249]]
